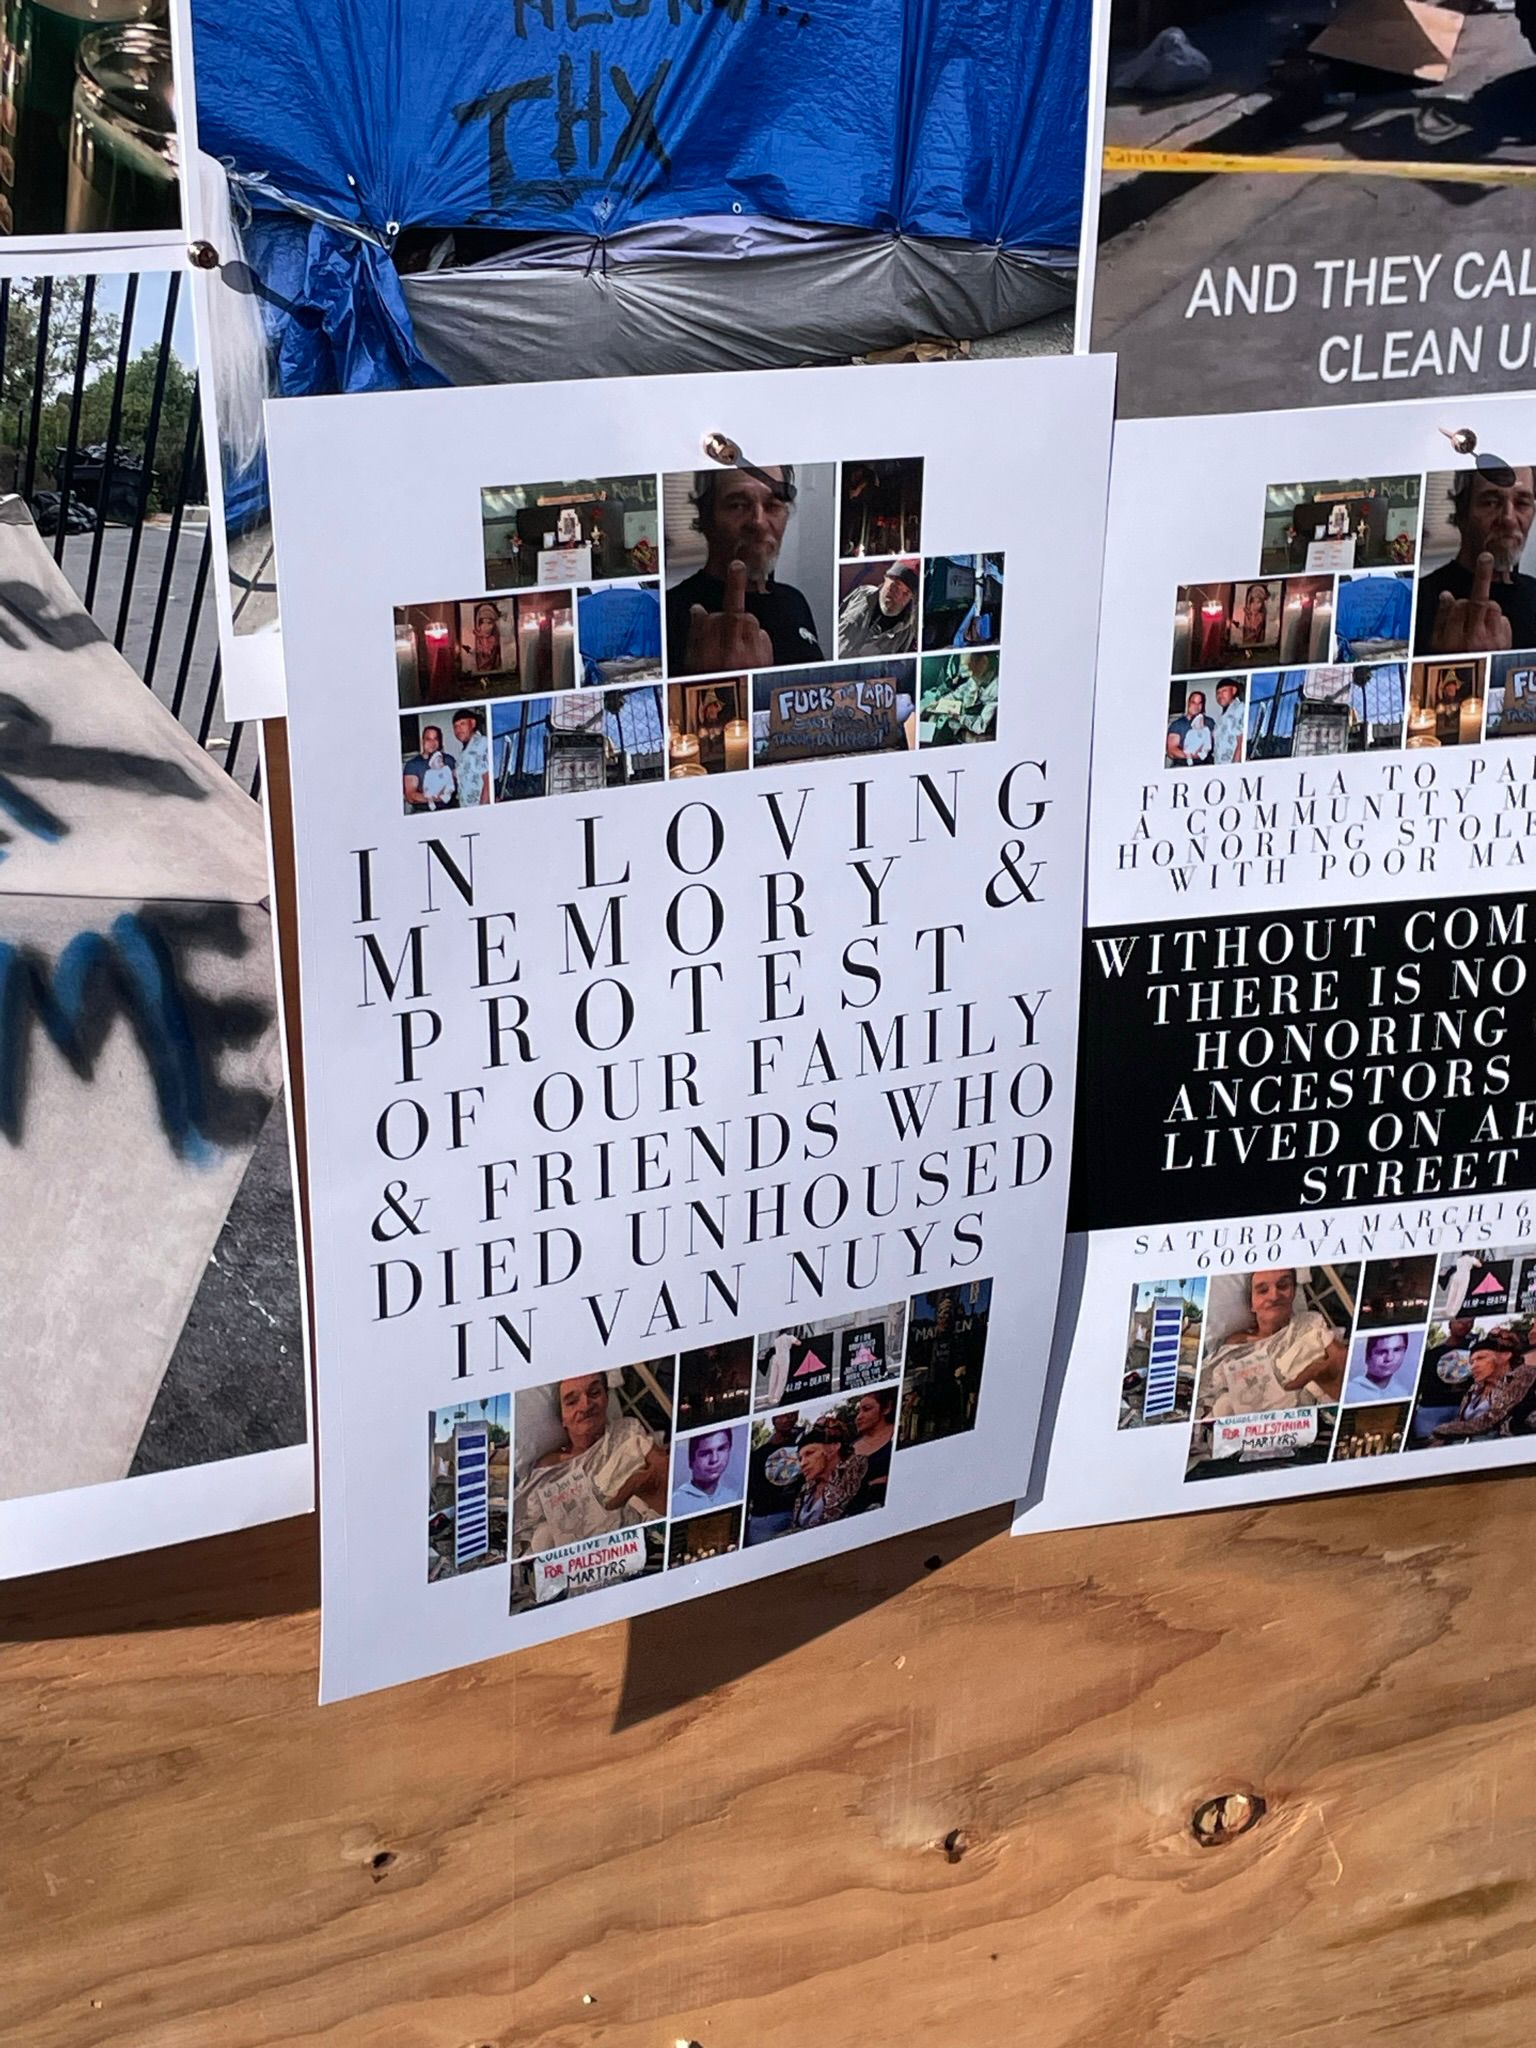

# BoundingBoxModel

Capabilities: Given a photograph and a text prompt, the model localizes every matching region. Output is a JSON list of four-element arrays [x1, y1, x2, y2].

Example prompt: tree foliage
[[0, 276, 118, 427], [0, 279, 204, 509], [37, 343, 203, 508]]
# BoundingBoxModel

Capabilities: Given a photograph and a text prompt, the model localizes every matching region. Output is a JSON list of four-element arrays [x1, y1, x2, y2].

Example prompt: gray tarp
[[0, 500, 283, 1499], [405, 220, 1074, 385]]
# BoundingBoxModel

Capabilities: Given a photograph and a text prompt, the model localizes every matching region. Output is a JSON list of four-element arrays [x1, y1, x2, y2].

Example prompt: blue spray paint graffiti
[[0, 769, 65, 851], [0, 912, 218, 1164], [0, 688, 207, 862]]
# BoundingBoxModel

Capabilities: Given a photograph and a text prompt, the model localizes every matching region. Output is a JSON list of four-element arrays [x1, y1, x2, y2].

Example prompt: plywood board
[[4, 1469, 1536, 2046]]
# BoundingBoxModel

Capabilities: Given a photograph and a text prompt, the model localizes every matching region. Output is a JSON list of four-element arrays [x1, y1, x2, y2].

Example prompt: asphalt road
[[54, 514, 250, 777], [972, 305, 1075, 359], [129, 1099, 309, 1476]]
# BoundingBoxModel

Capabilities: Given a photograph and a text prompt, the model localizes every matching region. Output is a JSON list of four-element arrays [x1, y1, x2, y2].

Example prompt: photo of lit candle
[[551, 614, 575, 691], [1199, 598, 1226, 666], [1459, 693, 1485, 747], [395, 618, 418, 701], [1279, 590, 1305, 665], [517, 614, 543, 692], [1308, 588, 1333, 664], [666, 679, 751, 774], [425, 619, 455, 700], [1172, 597, 1193, 673]]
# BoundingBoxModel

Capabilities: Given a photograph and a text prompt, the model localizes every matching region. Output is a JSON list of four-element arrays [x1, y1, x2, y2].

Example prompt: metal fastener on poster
[[699, 431, 796, 503]]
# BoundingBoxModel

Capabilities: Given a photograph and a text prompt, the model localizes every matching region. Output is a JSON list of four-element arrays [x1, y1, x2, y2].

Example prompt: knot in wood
[[942, 1828, 969, 1863], [1190, 1791, 1266, 1847]]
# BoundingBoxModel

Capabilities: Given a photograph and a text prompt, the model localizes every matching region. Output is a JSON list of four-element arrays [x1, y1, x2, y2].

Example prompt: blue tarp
[[1335, 574, 1412, 660], [192, 0, 1086, 403], [577, 584, 662, 681], [194, 0, 1084, 250]]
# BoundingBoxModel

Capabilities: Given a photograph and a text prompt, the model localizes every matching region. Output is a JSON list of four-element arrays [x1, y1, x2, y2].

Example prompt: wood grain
[[6, 1471, 1536, 2047]]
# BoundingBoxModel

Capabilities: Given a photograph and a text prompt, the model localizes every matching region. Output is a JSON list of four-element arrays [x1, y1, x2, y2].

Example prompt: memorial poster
[[0, 19, 315, 1574], [1016, 389, 1536, 1538], [261, 356, 1116, 1699], [1079, 0, 1536, 419], [0, 388, 311, 1576]]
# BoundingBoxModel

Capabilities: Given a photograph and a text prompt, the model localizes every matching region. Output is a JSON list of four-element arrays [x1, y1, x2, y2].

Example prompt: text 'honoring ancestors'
[[1075, 895, 1536, 1229]]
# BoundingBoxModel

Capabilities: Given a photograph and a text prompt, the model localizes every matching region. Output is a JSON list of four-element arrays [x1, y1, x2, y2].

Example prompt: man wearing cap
[[1211, 678, 1245, 765], [666, 465, 827, 675], [836, 560, 920, 658], [1415, 466, 1536, 654]]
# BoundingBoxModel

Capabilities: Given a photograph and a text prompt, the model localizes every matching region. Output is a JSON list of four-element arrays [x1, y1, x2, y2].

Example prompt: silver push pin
[[1438, 425, 1516, 485], [698, 431, 796, 502]]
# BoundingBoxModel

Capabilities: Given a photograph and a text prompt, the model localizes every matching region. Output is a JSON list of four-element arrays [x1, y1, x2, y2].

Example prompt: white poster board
[[264, 355, 1116, 1699], [0, 503, 311, 1578], [1017, 390, 1536, 1539]]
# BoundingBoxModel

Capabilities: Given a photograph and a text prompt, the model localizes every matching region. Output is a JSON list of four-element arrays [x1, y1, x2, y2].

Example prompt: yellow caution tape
[[1103, 144, 1536, 186]]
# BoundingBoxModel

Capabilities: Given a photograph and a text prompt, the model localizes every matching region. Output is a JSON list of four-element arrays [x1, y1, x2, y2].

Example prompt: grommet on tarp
[[699, 432, 796, 501], [1439, 426, 1517, 486]]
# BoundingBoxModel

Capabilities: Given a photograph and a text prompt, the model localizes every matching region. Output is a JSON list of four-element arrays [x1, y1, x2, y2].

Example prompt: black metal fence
[[0, 269, 255, 796]]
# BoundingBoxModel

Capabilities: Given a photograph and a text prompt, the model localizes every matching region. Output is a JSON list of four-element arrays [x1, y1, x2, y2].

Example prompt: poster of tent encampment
[[1015, 390, 1536, 1542], [262, 354, 1116, 1700], [1077, 0, 1536, 419]]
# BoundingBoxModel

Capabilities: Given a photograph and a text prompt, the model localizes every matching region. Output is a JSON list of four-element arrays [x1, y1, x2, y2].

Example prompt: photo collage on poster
[[394, 459, 1005, 812], [425, 1281, 993, 1617], [1162, 464, 1536, 767], [1117, 1245, 1536, 1485]]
